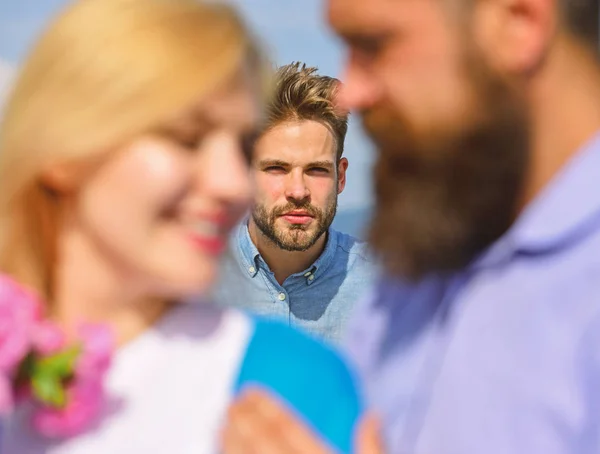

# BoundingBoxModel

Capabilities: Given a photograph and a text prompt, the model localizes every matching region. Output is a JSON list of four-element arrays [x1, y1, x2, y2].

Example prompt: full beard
[[252, 196, 338, 252], [364, 50, 530, 281]]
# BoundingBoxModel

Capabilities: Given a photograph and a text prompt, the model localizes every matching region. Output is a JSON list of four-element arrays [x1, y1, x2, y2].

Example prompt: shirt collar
[[234, 220, 340, 281], [235, 221, 261, 277], [475, 130, 600, 269], [310, 228, 339, 281]]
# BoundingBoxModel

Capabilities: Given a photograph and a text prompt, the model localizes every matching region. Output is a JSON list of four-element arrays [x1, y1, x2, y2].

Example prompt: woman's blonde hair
[[0, 0, 269, 300]]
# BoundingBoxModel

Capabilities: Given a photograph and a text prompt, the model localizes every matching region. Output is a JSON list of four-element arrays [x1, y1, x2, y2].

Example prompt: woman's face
[[69, 76, 259, 298]]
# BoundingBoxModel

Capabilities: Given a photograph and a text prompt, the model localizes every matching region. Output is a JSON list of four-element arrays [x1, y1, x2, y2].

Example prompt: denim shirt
[[211, 222, 377, 345]]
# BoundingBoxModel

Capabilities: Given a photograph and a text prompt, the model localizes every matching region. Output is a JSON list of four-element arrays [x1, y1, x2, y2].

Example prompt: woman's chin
[[159, 270, 216, 301]]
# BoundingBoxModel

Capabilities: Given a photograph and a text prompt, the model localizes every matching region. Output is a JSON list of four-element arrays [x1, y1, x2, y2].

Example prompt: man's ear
[[472, 0, 556, 75], [337, 157, 348, 194]]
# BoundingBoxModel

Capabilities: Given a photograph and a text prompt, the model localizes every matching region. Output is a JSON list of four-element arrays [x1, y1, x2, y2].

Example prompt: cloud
[[0, 58, 15, 110]]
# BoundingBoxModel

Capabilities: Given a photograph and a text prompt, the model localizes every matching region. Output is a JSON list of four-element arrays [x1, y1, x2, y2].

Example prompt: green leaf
[[31, 373, 67, 408], [35, 345, 81, 379]]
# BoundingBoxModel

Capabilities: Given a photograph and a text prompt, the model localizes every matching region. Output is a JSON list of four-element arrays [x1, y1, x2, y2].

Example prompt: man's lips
[[280, 211, 314, 225]]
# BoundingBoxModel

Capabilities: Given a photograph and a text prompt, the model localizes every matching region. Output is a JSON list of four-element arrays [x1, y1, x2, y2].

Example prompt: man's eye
[[351, 35, 389, 59], [308, 167, 329, 174], [264, 166, 285, 172], [360, 41, 380, 54]]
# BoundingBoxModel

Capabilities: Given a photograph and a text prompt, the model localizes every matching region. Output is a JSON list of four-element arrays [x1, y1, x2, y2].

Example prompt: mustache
[[362, 106, 399, 148], [361, 105, 422, 163]]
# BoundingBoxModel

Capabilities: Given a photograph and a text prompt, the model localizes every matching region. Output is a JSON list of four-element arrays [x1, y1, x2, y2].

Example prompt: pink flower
[[0, 272, 115, 438], [31, 323, 114, 438], [32, 380, 104, 438], [0, 275, 42, 374], [75, 323, 114, 379], [32, 320, 67, 356]]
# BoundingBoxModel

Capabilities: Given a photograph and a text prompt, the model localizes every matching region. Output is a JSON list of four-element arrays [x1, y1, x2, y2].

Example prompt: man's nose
[[337, 62, 382, 112], [284, 170, 310, 202]]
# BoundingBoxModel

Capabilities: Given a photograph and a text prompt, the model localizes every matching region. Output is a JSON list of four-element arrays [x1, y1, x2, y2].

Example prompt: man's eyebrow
[[343, 32, 372, 45], [307, 160, 335, 170], [342, 30, 393, 50], [258, 159, 289, 167]]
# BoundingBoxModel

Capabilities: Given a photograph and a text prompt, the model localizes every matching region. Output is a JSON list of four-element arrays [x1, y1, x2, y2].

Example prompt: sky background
[[0, 0, 375, 233]]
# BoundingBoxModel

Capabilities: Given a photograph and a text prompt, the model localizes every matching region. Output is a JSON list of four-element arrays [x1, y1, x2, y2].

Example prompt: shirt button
[[308, 275, 315, 281], [248, 266, 256, 274], [304, 271, 312, 277], [278, 292, 286, 301]]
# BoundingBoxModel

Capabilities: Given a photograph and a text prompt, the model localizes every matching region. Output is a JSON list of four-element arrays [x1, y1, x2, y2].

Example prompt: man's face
[[251, 119, 348, 251], [328, 0, 530, 279]]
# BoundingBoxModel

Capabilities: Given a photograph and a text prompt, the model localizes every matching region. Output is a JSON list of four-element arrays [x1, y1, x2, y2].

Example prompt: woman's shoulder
[[116, 303, 252, 358], [109, 304, 254, 404], [235, 318, 363, 453]]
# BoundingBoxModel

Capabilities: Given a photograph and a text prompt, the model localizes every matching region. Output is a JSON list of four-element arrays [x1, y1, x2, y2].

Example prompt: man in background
[[223, 0, 600, 452], [213, 62, 376, 345]]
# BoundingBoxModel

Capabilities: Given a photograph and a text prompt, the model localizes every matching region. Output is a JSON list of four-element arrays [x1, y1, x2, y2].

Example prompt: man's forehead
[[328, 0, 455, 40], [327, 0, 401, 35], [256, 135, 337, 162]]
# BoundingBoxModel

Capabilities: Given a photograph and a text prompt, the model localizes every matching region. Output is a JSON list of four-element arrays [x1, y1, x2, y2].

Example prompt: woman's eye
[[175, 134, 202, 150], [154, 125, 204, 151]]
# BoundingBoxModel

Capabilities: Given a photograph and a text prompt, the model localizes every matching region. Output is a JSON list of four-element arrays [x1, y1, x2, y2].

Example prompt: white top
[[2, 304, 252, 454]]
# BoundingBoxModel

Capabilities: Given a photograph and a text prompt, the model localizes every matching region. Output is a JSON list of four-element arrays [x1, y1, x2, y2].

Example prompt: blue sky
[[0, 0, 374, 211]]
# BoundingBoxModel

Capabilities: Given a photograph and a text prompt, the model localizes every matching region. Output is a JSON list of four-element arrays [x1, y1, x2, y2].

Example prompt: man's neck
[[522, 38, 600, 211], [248, 220, 328, 285]]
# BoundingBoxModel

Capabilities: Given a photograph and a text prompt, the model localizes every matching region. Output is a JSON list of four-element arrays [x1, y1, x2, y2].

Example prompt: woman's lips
[[186, 213, 232, 256], [188, 234, 226, 255]]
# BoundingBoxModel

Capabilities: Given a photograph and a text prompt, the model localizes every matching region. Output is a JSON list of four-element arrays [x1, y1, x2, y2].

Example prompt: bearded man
[[213, 62, 376, 345], [222, 0, 600, 453]]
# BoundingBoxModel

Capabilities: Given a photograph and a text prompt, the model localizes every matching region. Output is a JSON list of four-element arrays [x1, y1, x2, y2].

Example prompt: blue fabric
[[344, 131, 600, 453], [235, 318, 363, 453], [212, 223, 378, 345]]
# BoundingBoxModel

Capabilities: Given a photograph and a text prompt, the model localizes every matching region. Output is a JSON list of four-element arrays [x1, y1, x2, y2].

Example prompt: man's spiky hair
[[264, 62, 349, 159]]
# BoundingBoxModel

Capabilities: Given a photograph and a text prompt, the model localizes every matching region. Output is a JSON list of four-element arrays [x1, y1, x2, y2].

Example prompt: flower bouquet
[[0, 274, 114, 438]]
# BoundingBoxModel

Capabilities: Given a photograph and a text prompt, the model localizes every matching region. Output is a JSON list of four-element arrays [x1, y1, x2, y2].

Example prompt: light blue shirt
[[344, 132, 600, 454], [212, 222, 377, 345]]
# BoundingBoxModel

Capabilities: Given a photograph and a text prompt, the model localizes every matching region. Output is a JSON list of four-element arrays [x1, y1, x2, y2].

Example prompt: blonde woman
[[0, 0, 361, 452]]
